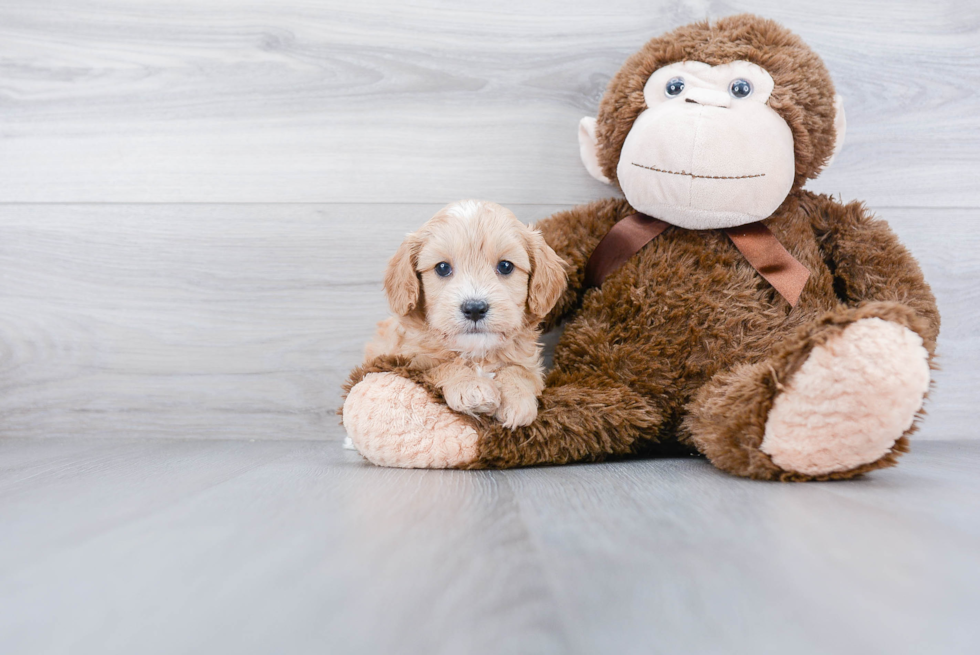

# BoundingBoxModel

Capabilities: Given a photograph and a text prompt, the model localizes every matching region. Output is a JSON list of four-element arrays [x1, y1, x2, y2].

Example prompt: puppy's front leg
[[428, 361, 500, 416], [494, 365, 543, 429]]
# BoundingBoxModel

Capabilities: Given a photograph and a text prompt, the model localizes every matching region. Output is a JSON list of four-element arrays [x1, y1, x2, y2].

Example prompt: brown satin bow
[[584, 213, 810, 307]]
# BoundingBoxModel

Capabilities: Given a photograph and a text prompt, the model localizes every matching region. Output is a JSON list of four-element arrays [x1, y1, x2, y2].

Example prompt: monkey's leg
[[683, 302, 933, 481], [342, 360, 662, 469]]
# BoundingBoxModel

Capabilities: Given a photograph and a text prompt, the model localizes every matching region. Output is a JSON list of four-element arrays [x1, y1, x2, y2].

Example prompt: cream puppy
[[365, 200, 567, 428]]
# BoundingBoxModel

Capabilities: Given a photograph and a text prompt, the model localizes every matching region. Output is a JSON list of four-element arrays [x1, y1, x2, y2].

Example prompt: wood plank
[[0, 437, 977, 654], [0, 437, 567, 654], [505, 440, 980, 655], [0, 203, 975, 441], [0, 1, 978, 205]]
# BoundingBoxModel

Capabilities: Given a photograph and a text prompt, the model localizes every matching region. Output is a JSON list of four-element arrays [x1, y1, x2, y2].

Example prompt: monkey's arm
[[534, 197, 632, 331], [806, 192, 940, 352]]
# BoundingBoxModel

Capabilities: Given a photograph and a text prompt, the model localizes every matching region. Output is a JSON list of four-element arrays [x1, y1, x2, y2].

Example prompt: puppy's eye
[[496, 260, 514, 275], [434, 262, 453, 277]]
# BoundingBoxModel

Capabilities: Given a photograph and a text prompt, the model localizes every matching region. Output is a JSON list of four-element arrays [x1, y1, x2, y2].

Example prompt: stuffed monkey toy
[[342, 14, 940, 481]]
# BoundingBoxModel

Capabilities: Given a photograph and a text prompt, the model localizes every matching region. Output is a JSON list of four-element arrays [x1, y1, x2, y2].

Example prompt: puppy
[[364, 200, 567, 428]]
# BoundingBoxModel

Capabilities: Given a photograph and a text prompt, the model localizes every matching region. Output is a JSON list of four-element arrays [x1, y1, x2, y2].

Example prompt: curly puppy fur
[[342, 15, 940, 480], [363, 200, 566, 429]]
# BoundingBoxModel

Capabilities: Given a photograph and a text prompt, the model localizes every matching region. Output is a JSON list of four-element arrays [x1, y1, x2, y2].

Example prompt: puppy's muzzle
[[460, 299, 490, 322]]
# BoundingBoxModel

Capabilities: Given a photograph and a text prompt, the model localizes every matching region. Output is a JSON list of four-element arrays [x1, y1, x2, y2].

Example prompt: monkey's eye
[[434, 262, 453, 277], [665, 77, 685, 97], [729, 79, 753, 99], [496, 260, 515, 276]]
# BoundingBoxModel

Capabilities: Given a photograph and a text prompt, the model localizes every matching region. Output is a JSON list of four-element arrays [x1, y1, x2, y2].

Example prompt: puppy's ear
[[526, 228, 568, 319], [384, 233, 422, 316]]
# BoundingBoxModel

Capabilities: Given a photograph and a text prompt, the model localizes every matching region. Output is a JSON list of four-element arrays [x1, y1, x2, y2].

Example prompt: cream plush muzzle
[[580, 60, 845, 230]]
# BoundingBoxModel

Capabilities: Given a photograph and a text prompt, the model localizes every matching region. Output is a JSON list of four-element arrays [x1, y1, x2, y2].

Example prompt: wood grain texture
[[0, 437, 977, 654], [0, 203, 975, 441], [1, 0, 978, 205]]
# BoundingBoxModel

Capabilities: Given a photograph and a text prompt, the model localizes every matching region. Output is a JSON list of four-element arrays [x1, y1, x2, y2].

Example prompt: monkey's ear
[[526, 228, 568, 319], [579, 117, 612, 184], [384, 233, 422, 316], [824, 94, 847, 169]]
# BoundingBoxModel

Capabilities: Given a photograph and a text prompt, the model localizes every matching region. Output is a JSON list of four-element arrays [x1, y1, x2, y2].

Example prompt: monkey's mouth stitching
[[632, 163, 765, 180]]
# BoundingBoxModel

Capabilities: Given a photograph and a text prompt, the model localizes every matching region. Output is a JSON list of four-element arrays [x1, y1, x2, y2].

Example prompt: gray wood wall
[[1, 0, 977, 441]]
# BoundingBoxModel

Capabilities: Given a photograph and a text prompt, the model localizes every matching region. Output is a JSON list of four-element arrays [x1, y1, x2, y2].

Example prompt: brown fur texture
[[460, 191, 939, 475], [341, 15, 940, 480]]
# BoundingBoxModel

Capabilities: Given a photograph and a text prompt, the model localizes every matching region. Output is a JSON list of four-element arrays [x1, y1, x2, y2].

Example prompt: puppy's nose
[[461, 299, 489, 322]]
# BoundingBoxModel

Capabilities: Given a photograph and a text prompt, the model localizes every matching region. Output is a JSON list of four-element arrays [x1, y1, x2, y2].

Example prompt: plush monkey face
[[616, 60, 796, 229], [579, 15, 847, 230]]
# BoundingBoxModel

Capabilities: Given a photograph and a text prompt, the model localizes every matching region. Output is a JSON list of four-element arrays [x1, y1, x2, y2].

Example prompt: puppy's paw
[[494, 391, 539, 429], [444, 377, 501, 416]]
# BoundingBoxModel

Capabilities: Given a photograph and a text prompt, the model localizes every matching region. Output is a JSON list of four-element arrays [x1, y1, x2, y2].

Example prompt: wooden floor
[[2, 1, 979, 653], [1, 435, 978, 655]]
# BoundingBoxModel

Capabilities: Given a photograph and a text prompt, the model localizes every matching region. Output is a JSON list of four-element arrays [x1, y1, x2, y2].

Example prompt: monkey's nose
[[684, 87, 732, 109], [461, 299, 489, 322]]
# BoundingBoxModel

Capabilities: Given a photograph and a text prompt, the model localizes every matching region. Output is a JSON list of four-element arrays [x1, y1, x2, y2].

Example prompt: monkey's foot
[[343, 372, 479, 468], [761, 318, 930, 476]]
